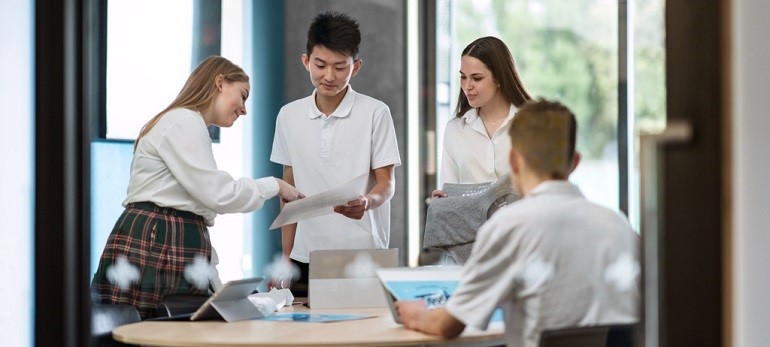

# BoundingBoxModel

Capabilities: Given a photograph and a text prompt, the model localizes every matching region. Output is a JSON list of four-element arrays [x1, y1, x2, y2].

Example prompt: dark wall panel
[[662, 0, 723, 345]]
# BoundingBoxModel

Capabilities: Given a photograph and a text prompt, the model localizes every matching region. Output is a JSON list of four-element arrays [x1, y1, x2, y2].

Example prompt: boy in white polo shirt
[[270, 11, 401, 295], [396, 99, 639, 347]]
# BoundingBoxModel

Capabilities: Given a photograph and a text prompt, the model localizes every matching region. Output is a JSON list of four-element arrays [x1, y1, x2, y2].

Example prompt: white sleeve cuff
[[255, 177, 280, 199]]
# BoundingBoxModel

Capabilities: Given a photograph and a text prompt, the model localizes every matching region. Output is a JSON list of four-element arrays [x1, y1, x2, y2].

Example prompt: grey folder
[[423, 174, 519, 264], [190, 277, 263, 322], [308, 249, 399, 309]]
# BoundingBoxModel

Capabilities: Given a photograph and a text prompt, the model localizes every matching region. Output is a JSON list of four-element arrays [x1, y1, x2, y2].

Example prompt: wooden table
[[112, 305, 505, 346]]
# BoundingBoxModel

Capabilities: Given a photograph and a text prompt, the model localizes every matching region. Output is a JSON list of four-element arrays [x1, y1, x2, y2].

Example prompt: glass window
[[435, 0, 666, 222], [629, 0, 666, 229], [632, 0, 666, 134], [105, 0, 194, 140], [93, 0, 251, 286]]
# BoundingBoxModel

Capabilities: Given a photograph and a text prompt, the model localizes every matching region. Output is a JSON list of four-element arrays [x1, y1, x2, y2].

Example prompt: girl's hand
[[276, 178, 304, 202], [431, 189, 448, 199]]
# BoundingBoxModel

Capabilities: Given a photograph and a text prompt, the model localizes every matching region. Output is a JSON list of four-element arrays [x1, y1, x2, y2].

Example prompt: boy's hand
[[267, 279, 290, 291], [396, 300, 466, 337], [334, 196, 368, 220], [395, 300, 428, 330]]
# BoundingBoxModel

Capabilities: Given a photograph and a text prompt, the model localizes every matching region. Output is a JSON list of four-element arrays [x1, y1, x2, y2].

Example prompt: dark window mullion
[[618, 0, 630, 216], [192, 0, 222, 142]]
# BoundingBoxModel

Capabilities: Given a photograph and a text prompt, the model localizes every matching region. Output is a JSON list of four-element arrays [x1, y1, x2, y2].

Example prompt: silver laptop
[[190, 277, 264, 322], [376, 266, 463, 324], [308, 249, 398, 308]]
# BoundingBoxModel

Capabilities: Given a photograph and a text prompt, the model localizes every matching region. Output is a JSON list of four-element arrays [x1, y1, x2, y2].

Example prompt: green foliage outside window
[[454, 0, 665, 160]]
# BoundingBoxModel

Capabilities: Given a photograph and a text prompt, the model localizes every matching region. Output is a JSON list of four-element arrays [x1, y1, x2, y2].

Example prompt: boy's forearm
[[280, 223, 296, 258], [365, 165, 395, 210], [364, 179, 394, 210], [280, 165, 296, 257], [411, 307, 466, 338]]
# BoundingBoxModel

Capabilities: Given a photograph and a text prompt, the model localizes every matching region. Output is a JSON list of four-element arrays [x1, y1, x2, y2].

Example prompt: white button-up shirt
[[125, 108, 279, 226], [439, 104, 517, 186], [446, 181, 640, 347]]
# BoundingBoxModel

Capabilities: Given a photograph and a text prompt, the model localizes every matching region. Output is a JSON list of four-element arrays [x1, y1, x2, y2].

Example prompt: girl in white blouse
[[432, 36, 532, 198], [92, 56, 302, 319]]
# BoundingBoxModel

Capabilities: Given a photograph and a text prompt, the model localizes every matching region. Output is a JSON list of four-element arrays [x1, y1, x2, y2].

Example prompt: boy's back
[[448, 180, 639, 347]]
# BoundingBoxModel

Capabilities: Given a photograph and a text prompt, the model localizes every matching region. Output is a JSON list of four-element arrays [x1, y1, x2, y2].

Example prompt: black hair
[[306, 11, 361, 59]]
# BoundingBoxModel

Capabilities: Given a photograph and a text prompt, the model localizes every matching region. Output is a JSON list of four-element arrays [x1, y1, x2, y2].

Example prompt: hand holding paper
[[333, 196, 369, 220], [270, 173, 369, 229]]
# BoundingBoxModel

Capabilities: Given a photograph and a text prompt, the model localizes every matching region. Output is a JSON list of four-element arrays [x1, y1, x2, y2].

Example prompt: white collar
[[309, 86, 357, 119], [460, 103, 518, 127], [525, 180, 584, 199]]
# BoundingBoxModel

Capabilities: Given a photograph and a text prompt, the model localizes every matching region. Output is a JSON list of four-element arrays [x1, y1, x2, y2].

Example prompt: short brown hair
[[508, 99, 577, 179]]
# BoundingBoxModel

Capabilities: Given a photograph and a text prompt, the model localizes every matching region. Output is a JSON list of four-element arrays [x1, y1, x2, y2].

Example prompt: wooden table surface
[[112, 305, 505, 346]]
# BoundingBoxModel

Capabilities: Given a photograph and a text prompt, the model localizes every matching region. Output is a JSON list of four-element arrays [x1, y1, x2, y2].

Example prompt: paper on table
[[256, 312, 374, 323], [269, 172, 369, 230], [248, 288, 295, 316]]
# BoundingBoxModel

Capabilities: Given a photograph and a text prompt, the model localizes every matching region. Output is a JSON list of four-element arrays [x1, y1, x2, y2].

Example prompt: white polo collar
[[309, 86, 357, 119], [526, 180, 584, 199]]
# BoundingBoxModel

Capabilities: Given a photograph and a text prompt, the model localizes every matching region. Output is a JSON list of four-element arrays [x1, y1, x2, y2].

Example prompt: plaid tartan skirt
[[91, 202, 212, 319]]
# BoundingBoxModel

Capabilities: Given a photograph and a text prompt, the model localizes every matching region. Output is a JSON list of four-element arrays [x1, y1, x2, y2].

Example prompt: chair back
[[539, 323, 637, 347], [154, 294, 210, 318], [91, 303, 141, 347]]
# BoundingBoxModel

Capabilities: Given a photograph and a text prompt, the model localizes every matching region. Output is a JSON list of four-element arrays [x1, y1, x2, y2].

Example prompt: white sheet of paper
[[269, 172, 369, 230]]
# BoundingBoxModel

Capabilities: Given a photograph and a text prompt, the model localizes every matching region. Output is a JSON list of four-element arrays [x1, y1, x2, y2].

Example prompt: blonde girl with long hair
[[92, 56, 302, 319]]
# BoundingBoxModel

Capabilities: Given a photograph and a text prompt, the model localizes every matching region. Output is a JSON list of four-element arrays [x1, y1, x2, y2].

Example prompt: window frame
[[94, 0, 223, 143]]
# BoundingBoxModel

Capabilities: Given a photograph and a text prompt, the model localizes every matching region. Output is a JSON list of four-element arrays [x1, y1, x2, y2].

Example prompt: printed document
[[270, 172, 368, 229]]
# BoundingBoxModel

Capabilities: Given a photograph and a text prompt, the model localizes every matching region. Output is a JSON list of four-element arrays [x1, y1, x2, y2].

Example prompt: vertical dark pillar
[[419, 0, 441, 265], [617, 0, 629, 215], [35, 0, 92, 345], [661, 0, 723, 345]]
